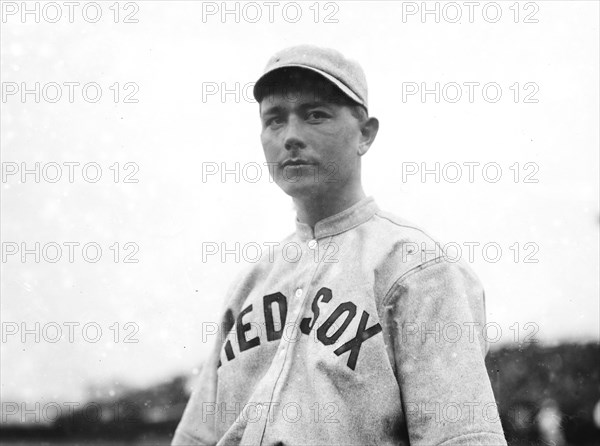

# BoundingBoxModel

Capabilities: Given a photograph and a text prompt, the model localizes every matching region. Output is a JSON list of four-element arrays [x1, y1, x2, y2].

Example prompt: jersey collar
[[295, 196, 379, 241]]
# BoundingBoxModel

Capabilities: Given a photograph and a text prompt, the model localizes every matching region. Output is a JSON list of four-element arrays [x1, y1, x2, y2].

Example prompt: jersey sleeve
[[171, 276, 243, 446], [171, 333, 221, 446], [383, 258, 507, 446]]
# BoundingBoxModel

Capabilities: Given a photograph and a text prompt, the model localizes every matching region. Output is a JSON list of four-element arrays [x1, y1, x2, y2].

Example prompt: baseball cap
[[253, 45, 368, 111]]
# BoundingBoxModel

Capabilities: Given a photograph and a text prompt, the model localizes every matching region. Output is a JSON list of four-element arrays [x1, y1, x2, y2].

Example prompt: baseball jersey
[[172, 197, 508, 446]]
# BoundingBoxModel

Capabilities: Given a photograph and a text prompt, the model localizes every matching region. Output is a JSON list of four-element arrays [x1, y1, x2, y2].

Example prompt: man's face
[[260, 84, 363, 200]]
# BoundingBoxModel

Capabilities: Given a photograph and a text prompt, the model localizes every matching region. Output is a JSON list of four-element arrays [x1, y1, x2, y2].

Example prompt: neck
[[293, 183, 366, 228]]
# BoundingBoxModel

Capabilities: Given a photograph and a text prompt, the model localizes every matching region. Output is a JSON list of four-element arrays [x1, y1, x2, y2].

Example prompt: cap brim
[[253, 64, 364, 107]]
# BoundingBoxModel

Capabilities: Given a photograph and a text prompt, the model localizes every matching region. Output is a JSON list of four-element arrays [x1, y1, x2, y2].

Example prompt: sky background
[[1, 1, 599, 406]]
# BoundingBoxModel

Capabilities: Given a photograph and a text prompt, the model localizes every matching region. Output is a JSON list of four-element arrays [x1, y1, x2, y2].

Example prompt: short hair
[[257, 67, 369, 125]]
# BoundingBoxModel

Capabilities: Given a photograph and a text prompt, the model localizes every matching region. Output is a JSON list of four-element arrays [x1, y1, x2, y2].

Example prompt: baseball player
[[172, 45, 508, 445]]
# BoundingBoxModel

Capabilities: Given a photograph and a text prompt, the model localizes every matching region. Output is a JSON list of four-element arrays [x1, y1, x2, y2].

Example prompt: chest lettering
[[217, 287, 382, 371]]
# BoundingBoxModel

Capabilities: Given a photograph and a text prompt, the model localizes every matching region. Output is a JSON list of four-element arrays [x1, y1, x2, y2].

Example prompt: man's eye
[[265, 117, 284, 127], [307, 111, 329, 120]]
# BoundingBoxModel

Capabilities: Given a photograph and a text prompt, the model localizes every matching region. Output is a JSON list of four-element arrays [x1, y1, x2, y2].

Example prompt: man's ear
[[358, 117, 379, 156]]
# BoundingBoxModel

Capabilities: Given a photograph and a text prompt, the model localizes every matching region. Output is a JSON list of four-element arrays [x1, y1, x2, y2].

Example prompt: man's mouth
[[281, 159, 315, 168]]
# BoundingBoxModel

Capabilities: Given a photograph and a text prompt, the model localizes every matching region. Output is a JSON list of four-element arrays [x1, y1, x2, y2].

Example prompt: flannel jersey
[[172, 197, 507, 446]]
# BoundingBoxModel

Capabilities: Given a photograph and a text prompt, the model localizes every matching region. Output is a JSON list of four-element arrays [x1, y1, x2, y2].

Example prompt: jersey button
[[308, 240, 317, 249], [295, 288, 303, 298]]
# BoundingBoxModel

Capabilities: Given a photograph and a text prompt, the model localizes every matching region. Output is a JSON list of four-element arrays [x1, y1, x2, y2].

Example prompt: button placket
[[267, 235, 331, 427]]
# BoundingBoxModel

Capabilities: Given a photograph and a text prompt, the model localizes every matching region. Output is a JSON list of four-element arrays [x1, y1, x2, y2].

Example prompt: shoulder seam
[[382, 255, 447, 306], [173, 428, 207, 445], [375, 211, 451, 307], [373, 212, 444, 248], [437, 431, 507, 446]]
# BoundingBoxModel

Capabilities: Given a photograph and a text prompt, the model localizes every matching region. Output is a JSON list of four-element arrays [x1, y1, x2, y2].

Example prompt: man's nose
[[284, 116, 306, 151]]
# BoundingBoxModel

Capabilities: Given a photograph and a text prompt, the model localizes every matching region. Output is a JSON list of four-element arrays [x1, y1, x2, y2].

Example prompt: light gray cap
[[253, 44, 368, 110]]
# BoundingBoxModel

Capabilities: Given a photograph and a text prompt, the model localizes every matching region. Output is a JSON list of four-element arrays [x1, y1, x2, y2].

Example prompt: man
[[173, 45, 507, 445]]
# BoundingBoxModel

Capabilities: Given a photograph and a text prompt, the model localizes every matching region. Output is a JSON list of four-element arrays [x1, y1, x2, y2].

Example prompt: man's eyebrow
[[260, 101, 334, 118], [300, 101, 334, 109], [260, 105, 286, 117]]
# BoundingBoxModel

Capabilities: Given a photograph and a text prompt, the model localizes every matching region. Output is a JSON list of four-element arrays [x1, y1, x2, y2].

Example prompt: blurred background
[[1, 1, 598, 444]]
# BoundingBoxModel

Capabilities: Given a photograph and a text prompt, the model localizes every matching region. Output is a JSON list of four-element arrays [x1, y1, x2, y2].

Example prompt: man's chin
[[275, 178, 321, 199]]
